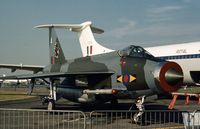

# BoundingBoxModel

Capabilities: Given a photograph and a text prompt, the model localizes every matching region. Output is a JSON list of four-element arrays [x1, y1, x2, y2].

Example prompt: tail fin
[[49, 28, 66, 64], [36, 21, 114, 57], [36, 26, 66, 64]]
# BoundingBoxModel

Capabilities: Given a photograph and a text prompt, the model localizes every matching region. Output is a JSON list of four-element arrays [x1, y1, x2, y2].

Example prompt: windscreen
[[118, 45, 155, 59]]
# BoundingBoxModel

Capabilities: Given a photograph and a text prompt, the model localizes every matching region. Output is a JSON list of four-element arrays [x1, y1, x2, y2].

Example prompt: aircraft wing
[[0, 71, 114, 79], [0, 64, 44, 73]]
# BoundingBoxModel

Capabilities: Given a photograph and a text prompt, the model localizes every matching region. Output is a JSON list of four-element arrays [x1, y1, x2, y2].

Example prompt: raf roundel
[[123, 74, 129, 83], [117, 74, 136, 86]]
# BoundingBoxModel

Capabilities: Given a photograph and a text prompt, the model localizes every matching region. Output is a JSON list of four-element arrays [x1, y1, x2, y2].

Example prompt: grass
[[177, 87, 200, 94], [0, 86, 48, 102], [1, 85, 200, 102]]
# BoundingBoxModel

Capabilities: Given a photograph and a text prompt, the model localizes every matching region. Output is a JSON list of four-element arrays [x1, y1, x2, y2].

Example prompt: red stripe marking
[[120, 58, 126, 68], [52, 56, 54, 64], [198, 97, 200, 104], [123, 74, 129, 83], [90, 46, 93, 55]]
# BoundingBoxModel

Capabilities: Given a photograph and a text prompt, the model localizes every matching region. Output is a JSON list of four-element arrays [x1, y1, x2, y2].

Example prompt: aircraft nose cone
[[154, 62, 183, 93], [165, 68, 183, 85]]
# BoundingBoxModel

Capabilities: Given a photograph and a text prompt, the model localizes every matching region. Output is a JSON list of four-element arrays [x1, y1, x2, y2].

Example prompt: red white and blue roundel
[[117, 74, 136, 86]]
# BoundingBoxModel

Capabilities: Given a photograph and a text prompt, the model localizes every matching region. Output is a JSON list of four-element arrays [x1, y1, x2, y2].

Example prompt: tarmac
[[0, 86, 200, 111], [1, 87, 200, 129]]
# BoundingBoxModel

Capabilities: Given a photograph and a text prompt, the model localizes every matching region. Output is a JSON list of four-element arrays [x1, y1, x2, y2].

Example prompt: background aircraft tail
[[76, 21, 114, 56], [36, 21, 114, 57]]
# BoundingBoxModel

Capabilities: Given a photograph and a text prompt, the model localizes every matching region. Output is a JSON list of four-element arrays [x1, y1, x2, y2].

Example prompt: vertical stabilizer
[[49, 28, 65, 64], [77, 21, 114, 56]]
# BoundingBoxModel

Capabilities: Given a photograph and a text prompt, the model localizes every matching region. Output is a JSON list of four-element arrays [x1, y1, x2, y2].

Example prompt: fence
[[0, 108, 86, 129], [0, 108, 200, 129], [90, 110, 186, 129]]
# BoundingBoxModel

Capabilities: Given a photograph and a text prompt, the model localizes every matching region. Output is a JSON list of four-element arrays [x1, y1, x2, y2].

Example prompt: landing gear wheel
[[48, 99, 55, 110], [130, 96, 146, 125], [132, 113, 142, 125], [41, 96, 49, 105], [133, 113, 139, 123], [130, 113, 146, 125]]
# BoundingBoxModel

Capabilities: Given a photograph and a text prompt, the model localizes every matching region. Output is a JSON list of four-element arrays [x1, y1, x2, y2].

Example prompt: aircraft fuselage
[[43, 46, 183, 103]]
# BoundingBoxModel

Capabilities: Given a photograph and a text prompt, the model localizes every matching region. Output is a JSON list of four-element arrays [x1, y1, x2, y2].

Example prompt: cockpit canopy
[[118, 45, 155, 59]]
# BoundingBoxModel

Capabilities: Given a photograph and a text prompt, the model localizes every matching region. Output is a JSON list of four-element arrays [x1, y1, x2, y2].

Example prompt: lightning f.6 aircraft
[[0, 21, 184, 122]]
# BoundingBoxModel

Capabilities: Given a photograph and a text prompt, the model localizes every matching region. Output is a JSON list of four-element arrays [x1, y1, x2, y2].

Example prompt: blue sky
[[1, 0, 200, 66]]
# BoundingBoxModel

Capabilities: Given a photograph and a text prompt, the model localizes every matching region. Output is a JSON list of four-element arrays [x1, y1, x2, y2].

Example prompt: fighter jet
[[0, 22, 184, 122]]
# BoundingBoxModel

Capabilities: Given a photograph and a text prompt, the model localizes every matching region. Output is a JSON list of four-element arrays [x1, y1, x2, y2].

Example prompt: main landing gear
[[47, 99, 55, 110], [41, 96, 55, 110], [41, 79, 57, 110]]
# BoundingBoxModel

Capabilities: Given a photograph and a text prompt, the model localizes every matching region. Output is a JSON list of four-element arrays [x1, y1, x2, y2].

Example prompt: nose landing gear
[[130, 96, 145, 124]]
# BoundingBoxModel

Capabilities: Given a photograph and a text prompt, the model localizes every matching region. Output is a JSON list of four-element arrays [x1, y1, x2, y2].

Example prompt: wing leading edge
[[0, 71, 114, 79]]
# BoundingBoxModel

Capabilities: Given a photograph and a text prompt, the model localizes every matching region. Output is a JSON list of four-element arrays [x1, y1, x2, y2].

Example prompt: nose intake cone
[[155, 62, 183, 93], [165, 68, 183, 85]]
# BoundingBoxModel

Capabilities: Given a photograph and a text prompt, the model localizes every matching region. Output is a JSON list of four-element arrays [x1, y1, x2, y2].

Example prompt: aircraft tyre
[[47, 99, 55, 110], [132, 113, 145, 125], [41, 96, 49, 105]]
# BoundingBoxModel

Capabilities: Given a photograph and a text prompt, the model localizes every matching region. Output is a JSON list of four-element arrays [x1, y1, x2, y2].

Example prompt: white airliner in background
[[47, 21, 199, 86], [0, 21, 200, 86]]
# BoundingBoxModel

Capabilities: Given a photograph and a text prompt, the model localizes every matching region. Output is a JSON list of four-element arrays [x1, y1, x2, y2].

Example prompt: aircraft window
[[159, 54, 200, 60]]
